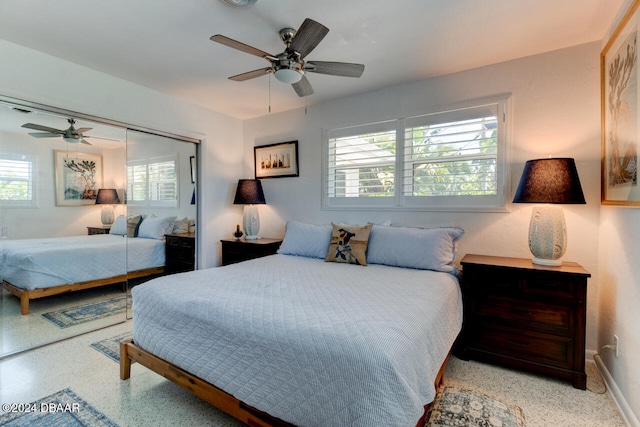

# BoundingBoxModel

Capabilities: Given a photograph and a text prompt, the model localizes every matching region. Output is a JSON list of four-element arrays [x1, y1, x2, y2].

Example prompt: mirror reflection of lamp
[[233, 179, 266, 240], [95, 189, 121, 227], [513, 158, 586, 266]]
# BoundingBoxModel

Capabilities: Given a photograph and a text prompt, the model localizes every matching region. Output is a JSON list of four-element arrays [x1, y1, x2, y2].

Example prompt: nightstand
[[458, 254, 591, 389], [87, 226, 110, 235], [165, 232, 195, 274], [220, 238, 282, 266]]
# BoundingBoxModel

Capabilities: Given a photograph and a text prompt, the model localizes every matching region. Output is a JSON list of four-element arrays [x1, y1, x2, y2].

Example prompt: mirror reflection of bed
[[0, 97, 198, 358]]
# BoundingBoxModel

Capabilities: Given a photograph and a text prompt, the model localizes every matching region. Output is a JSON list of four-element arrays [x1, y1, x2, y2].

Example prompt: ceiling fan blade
[[80, 139, 92, 145], [289, 18, 329, 59], [229, 67, 272, 81], [305, 61, 365, 78], [28, 132, 61, 138], [292, 74, 314, 97], [22, 123, 64, 133], [210, 34, 273, 59], [75, 127, 92, 134]]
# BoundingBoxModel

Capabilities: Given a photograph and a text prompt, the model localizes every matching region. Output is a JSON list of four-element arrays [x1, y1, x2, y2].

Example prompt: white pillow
[[366, 224, 464, 274], [137, 216, 177, 240], [110, 215, 127, 236], [277, 220, 332, 259]]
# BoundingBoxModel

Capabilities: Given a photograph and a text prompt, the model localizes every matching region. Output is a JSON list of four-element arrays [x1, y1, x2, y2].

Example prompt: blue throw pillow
[[278, 220, 332, 259], [366, 224, 464, 274]]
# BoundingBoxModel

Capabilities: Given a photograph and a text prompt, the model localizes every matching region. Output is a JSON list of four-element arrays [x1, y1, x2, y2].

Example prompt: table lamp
[[95, 189, 121, 227], [513, 158, 585, 266], [233, 179, 266, 240]]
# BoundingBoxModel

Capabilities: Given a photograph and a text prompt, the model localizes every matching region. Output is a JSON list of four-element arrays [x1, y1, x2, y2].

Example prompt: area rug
[[42, 297, 127, 329], [425, 386, 526, 427], [90, 332, 133, 363], [0, 388, 119, 427]]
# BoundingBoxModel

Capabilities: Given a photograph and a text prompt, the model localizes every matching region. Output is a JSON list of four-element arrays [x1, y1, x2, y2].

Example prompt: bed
[[120, 221, 465, 426], [0, 214, 175, 315]]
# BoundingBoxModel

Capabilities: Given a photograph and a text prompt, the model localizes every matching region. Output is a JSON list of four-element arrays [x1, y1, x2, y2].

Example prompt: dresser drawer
[[472, 326, 573, 369], [166, 235, 195, 249], [465, 266, 519, 295], [522, 273, 580, 299], [474, 297, 574, 333]]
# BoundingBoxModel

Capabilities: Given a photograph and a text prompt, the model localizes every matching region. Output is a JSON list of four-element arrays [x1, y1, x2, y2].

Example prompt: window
[[126, 155, 178, 207], [323, 97, 510, 211], [0, 153, 36, 207]]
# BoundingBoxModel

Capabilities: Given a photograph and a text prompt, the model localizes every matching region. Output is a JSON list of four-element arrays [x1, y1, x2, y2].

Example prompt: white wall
[[244, 41, 602, 347], [0, 39, 244, 267]]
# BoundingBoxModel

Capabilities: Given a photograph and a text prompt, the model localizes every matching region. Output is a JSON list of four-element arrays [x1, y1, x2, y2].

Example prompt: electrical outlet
[[614, 334, 619, 357]]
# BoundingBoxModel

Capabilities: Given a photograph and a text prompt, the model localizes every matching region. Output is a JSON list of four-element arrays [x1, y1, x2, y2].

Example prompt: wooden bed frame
[[120, 338, 448, 427], [2, 266, 164, 315]]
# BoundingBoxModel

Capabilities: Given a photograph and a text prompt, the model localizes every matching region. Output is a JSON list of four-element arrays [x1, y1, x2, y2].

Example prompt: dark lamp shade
[[233, 179, 266, 205], [95, 188, 120, 205], [513, 158, 586, 204]]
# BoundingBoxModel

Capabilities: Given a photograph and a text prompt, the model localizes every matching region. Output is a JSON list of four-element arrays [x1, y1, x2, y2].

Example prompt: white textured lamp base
[[101, 205, 115, 227], [528, 205, 566, 266], [242, 205, 260, 240]]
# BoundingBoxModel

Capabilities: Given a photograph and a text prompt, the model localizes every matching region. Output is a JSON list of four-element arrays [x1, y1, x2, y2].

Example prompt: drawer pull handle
[[507, 308, 532, 316], [506, 338, 531, 348]]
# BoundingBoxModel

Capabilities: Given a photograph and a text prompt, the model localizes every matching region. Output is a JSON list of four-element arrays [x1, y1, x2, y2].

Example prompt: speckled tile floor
[[0, 321, 627, 426]]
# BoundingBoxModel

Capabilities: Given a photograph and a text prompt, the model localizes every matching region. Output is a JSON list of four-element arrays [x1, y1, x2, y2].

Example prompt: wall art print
[[602, 0, 640, 206], [254, 140, 299, 179], [54, 150, 103, 206]]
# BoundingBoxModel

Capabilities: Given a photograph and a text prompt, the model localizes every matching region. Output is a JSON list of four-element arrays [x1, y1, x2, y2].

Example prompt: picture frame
[[190, 155, 196, 183], [54, 150, 103, 206], [254, 140, 299, 179], [601, 0, 640, 206]]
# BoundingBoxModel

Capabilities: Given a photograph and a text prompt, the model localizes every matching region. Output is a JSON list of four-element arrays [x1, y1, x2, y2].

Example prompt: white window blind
[[0, 153, 35, 207], [127, 155, 177, 206], [323, 97, 509, 211], [325, 121, 398, 208]]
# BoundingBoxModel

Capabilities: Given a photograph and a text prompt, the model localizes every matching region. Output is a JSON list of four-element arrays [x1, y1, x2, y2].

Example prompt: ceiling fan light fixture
[[218, 0, 259, 8], [62, 136, 81, 143], [274, 68, 303, 84]]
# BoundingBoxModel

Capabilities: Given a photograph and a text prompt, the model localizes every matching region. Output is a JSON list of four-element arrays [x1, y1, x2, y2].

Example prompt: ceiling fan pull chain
[[268, 74, 271, 113]]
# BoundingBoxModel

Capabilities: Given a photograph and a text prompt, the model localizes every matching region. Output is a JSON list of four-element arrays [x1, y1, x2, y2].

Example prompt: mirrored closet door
[[0, 96, 199, 358]]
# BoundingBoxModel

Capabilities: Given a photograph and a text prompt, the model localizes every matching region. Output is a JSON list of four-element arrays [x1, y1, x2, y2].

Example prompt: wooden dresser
[[164, 232, 195, 274], [458, 254, 590, 389], [220, 238, 282, 266]]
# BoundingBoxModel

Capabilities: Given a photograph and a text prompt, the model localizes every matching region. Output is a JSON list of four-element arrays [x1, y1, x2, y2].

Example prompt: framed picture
[[254, 140, 299, 179], [54, 150, 103, 206], [190, 155, 196, 183], [602, 0, 640, 206]]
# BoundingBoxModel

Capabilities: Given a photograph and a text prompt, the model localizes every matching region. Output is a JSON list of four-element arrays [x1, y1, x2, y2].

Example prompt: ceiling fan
[[22, 118, 93, 145], [210, 18, 365, 97]]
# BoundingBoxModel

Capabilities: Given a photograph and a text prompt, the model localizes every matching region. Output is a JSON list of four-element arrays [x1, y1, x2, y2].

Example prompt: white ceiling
[[0, 0, 626, 120]]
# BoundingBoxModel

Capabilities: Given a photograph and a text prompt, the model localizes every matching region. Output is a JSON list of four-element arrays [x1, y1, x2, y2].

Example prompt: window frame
[[126, 154, 179, 207], [0, 152, 37, 208], [322, 95, 511, 212]]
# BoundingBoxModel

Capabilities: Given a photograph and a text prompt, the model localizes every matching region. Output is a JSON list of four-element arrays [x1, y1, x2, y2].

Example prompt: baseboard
[[590, 352, 640, 427]]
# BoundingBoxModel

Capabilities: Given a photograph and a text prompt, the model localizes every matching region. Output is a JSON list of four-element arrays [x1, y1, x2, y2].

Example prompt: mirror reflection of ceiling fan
[[22, 118, 93, 145], [210, 18, 365, 97]]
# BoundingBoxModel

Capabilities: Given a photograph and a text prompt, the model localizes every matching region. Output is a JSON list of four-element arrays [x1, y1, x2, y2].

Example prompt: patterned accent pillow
[[127, 215, 143, 237], [325, 223, 372, 266]]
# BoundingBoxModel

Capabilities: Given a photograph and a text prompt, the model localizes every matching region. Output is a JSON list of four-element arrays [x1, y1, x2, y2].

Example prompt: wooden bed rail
[[2, 266, 164, 315], [120, 339, 294, 427], [120, 338, 448, 427]]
